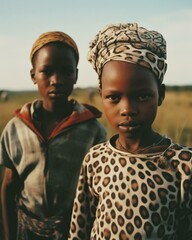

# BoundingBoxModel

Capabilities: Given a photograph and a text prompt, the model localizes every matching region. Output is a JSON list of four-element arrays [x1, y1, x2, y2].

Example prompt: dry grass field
[[0, 87, 192, 238], [0, 87, 192, 145], [73, 87, 192, 146], [153, 90, 192, 146]]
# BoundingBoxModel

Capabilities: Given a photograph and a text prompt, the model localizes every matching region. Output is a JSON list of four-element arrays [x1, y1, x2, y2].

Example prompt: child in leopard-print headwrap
[[69, 23, 192, 240]]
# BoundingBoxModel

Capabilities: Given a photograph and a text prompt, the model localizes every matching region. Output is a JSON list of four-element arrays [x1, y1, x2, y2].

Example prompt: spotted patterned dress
[[69, 135, 192, 240]]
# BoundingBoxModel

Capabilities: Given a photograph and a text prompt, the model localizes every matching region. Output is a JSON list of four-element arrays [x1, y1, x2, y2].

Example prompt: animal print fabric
[[87, 23, 167, 83], [69, 136, 192, 240]]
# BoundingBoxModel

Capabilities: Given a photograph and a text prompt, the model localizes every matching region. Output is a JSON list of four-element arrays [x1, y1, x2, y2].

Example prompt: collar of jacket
[[14, 99, 102, 141]]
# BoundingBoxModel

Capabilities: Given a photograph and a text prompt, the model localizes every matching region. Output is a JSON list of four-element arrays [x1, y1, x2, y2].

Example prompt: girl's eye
[[106, 94, 121, 103], [42, 69, 52, 75]]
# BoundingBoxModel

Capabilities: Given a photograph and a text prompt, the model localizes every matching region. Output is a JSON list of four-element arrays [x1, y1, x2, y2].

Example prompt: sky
[[0, 0, 192, 90]]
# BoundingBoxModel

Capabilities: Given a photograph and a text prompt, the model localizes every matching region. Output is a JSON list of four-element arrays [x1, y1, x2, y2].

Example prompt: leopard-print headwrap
[[30, 31, 79, 63], [87, 23, 167, 84]]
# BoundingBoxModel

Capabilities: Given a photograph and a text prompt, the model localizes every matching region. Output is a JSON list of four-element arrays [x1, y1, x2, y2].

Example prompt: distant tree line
[[166, 85, 192, 91]]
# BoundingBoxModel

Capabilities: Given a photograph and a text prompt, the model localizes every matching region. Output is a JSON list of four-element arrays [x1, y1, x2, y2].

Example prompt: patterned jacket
[[0, 99, 106, 238]]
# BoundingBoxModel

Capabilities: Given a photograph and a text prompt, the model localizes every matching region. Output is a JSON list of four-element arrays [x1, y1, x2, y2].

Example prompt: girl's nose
[[120, 100, 137, 116], [120, 108, 129, 115]]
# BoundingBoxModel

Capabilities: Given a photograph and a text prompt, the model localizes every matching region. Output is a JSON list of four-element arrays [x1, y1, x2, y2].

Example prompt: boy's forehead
[[32, 44, 78, 67]]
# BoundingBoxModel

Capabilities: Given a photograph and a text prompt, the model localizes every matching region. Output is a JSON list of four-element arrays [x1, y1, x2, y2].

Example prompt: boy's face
[[31, 44, 78, 110], [100, 61, 165, 139]]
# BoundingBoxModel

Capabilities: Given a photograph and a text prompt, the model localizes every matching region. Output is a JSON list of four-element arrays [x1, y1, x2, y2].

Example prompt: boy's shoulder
[[72, 100, 106, 130], [73, 100, 102, 119], [81, 103, 102, 118], [1, 100, 41, 137]]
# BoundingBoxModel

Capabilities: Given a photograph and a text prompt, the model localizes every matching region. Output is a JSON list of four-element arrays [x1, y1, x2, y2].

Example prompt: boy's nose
[[50, 74, 63, 85]]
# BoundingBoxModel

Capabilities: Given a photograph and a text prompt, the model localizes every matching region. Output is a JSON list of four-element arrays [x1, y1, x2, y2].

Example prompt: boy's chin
[[49, 92, 68, 99], [49, 96, 69, 106]]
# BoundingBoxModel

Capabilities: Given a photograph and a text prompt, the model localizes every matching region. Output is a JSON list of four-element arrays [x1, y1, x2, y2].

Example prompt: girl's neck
[[116, 131, 169, 154]]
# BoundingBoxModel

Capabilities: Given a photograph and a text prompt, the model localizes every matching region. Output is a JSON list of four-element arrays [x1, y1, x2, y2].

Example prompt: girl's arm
[[176, 202, 192, 240], [1, 167, 20, 240], [69, 161, 97, 240], [176, 163, 192, 240]]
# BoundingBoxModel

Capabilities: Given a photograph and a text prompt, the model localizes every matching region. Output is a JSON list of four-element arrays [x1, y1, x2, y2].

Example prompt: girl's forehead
[[102, 61, 156, 80], [101, 61, 158, 91]]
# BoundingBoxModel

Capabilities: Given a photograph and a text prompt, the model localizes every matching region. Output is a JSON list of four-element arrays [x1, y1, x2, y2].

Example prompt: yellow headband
[[30, 31, 79, 63]]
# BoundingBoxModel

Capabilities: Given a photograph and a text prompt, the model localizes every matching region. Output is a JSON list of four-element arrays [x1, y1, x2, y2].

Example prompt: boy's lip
[[48, 90, 66, 97]]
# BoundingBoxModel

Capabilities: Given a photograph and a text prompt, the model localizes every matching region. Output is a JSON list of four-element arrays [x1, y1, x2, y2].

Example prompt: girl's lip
[[118, 120, 139, 127], [118, 121, 141, 131]]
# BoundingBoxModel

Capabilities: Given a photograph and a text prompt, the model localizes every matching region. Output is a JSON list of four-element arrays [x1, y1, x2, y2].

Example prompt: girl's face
[[31, 44, 78, 111], [100, 61, 165, 140]]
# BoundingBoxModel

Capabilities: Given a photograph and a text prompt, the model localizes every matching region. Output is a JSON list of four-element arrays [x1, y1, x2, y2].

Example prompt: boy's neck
[[38, 101, 74, 140], [42, 100, 73, 119]]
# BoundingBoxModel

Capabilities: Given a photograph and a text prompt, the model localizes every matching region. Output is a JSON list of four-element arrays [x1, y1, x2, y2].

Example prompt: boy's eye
[[41, 67, 75, 77], [63, 68, 75, 76], [138, 94, 152, 102]]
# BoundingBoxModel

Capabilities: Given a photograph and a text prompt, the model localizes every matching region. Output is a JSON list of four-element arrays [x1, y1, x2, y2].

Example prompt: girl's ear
[[98, 78, 102, 96], [30, 69, 36, 84], [158, 84, 166, 106], [74, 68, 78, 84]]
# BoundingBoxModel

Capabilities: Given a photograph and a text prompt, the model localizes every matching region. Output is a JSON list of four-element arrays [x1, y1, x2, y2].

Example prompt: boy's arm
[[1, 167, 20, 240]]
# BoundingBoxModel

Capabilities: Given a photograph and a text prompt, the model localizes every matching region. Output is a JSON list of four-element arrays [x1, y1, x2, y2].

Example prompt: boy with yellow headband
[[69, 23, 192, 239], [0, 31, 106, 239]]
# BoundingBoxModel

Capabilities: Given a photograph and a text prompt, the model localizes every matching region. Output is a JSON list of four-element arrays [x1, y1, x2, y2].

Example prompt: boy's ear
[[98, 87, 102, 96], [158, 84, 166, 106], [30, 69, 36, 84]]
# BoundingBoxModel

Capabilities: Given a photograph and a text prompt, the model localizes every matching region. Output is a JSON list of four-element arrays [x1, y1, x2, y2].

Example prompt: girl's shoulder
[[84, 141, 111, 163], [86, 141, 108, 155], [164, 142, 192, 165], [167, 142, 192, 154]]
